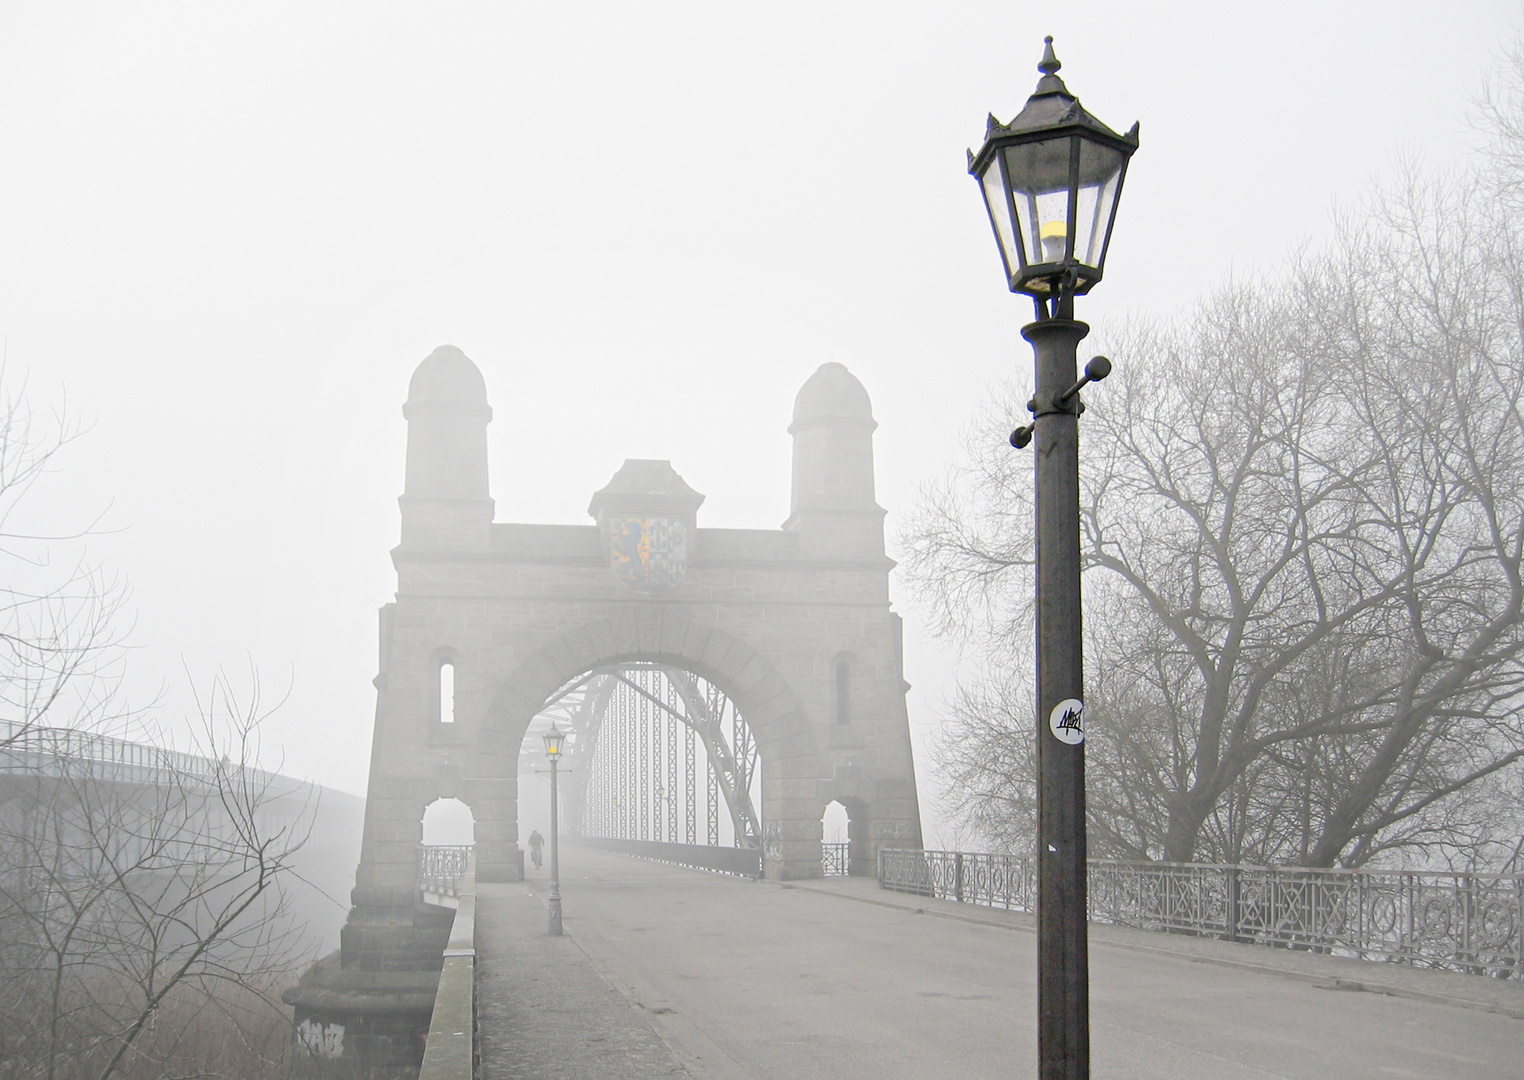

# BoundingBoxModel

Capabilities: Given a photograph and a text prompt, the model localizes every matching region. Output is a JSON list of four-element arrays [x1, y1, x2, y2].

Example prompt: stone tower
[[784, 361, 886, 558], [399, 345, 494, 549]]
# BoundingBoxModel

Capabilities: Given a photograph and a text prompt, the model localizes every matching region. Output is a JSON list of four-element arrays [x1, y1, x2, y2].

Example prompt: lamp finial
[[1038, 36, 1060, 77], [1033, 36, 1068, 96]]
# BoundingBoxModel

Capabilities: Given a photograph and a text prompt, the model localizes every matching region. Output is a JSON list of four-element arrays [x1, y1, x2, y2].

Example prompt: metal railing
[[419, 845, 475, 901], [578, 835, 762, 877], [879, 849, 1036, 909], [822, 842, 851, 877], [879, 849, 1524, 979], [0, 718, 288, 791]]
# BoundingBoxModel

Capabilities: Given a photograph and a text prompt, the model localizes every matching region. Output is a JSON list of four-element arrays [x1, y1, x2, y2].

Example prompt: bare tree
[[0, 674, 316, 1080], [905, 54, 1524, 870], [0, 368, 317, 1078], [0, 365, 129, 753]]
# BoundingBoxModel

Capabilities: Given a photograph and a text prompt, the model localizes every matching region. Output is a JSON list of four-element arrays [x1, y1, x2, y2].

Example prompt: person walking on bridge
[[528, 829, 544, 870]]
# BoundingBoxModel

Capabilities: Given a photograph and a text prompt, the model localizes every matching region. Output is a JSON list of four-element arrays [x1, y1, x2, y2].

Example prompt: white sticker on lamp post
[[1049, 698, 1085, 745]]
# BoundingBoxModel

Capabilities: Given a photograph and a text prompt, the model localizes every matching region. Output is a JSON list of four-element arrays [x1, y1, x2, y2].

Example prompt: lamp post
[[968, 37, 1138, 1080], [542, 721, 567, 936]]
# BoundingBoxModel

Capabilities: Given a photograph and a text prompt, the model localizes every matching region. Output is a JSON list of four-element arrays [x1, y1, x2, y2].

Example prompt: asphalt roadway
[[476, 845, 1524, 1079]]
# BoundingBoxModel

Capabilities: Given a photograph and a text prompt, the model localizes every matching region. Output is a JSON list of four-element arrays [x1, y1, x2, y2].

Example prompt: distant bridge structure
[[0, 720, 364, 957], [0, 719, 265, 789]]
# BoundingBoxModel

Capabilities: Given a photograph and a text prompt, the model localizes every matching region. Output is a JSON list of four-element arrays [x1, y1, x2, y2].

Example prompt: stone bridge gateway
[[288, 345, 923, 1070]]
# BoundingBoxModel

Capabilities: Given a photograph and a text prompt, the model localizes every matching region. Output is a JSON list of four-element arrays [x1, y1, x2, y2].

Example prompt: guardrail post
[[1355, 871, 1366, 959], [1404, 873, 1415, 964], [1462, 873, 1475, 974], [955, 851, 965, 903], [1225, 865, 1241, 943], [1516, 877, 1524, 978]]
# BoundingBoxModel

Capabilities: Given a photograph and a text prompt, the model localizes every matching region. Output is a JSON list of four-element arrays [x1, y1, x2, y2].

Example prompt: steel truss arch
[[523, 663, 761, 852]]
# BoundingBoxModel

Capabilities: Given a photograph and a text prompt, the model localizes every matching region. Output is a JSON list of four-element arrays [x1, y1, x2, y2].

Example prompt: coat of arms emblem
[[609, 516, 688, 595]]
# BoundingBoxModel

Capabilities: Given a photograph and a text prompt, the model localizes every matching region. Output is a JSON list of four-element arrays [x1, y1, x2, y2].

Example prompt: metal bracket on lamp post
[[1010, 356, 1113, 449]]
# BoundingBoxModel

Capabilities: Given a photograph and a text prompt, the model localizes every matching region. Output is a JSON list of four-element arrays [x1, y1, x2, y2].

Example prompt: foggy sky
[[0, 3, 1517, 836]]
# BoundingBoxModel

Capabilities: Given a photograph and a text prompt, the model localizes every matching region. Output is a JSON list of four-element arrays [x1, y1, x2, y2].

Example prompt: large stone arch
[[335, 346, 923, 974], [469, 609, 827, 881], [484, 609, 818, 759]]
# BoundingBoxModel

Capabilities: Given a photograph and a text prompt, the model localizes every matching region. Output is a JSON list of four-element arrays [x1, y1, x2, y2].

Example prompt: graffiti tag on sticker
[[1049, 698, 1085, 745]]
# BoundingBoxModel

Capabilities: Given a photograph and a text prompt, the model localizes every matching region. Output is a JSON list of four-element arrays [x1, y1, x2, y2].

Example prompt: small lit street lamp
[[968, 37, 1138, 1080], [542, 720, 568, 936]]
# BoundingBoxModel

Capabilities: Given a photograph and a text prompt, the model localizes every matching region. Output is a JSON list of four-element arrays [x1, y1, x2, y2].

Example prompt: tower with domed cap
[[399, 345, 494, 548], [784, 362, 887, 560]]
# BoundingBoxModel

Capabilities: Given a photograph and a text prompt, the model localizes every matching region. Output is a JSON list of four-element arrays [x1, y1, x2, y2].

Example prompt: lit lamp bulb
[[542, 721, 566, 760], [1040, 220, 1068, 263]]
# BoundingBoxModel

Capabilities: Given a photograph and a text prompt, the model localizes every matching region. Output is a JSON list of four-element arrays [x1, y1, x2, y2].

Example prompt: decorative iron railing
[[418, 844, 474, 899], [878, 848, 1036, 910], [878, 849, 1524, 979], [822, 842, 851, 877]]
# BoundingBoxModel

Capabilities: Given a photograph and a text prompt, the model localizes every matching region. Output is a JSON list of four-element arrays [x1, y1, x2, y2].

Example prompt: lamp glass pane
[[978, 154, 1021, 273], [1074, 141, 1126, 266], [1031, 190, 1072, 263], [1003, 137, 1075, 267]]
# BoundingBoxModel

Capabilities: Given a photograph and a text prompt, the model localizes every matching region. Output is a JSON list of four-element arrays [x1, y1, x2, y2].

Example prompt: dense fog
[[2, 5, 1523, 1079]]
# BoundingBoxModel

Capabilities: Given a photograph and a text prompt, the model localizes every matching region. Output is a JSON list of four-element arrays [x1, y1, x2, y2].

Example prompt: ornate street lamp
[[968, 37, 1138, 1080], [542, 721, 567, 936], [970, 37, 1137, 320]]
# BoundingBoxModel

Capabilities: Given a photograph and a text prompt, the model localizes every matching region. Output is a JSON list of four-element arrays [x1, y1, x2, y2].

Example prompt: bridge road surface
[[475, 846, 1524, 1079]]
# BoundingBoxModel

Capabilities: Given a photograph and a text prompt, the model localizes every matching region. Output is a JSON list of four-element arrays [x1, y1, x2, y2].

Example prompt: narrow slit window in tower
[[440, 661, 455, 724], [835, 659, 850, 725]]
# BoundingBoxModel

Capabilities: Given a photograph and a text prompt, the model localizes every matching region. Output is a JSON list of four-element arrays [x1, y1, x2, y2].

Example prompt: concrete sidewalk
[[474, 882, 692, 1079]]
